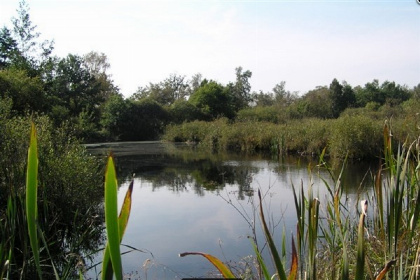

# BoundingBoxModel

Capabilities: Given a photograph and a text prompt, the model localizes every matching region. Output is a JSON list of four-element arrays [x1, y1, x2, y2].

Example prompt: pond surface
[[85, 141, 375, 279]]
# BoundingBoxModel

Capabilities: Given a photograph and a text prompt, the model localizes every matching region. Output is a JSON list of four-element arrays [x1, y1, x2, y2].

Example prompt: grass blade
[[26, 122, 42, 279], [104, 156, 123, 280], [249, 237, 271, 280], [102, 180, 134, 280], [179, 252, 236, 278], [258, 189, 287, 280]]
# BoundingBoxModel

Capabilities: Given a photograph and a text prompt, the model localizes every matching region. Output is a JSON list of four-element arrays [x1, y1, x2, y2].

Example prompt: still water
[[86, 141, 374, 279]]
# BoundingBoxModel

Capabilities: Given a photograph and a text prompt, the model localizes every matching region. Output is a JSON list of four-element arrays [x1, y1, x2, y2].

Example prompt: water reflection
[[86, 141, 377, 279]]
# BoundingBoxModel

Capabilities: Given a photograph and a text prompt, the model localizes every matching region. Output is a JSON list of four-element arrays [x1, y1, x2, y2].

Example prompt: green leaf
[[102, 180, 134, 280], [26, 122, 42, 279], [104, 156, 123, 280], [249, 237, 271, 280], [258, 189, 287, 280], [179, 252, 236, 279]]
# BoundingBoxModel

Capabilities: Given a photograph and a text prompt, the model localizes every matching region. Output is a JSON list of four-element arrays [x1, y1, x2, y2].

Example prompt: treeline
[[1, 1, 419, 146]]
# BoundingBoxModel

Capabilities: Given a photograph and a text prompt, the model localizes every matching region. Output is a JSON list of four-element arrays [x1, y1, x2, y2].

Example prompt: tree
[[10, 0, 54, 75], [253, 91, 274, 107], [83, 51, 119, 101], [295, 86, 333, 119], [132, 73, 190, 105], [273, 81, 296, 106], [329, 79, 356, 118], [0, 27, 20, 69], [169, 99, 205, 123], [230, 66, 252, 111], [0, 68, 45, 113], [190, 73, 203, 94], [189, 80, 235, 119]]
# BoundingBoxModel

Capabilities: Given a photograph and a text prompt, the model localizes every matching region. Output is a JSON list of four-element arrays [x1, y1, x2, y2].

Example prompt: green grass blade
[[258, 189, 287, 280], [104, 156, 123, 280], [26, 122, 42, 279], [249, 237, 270, 280], [179, 252, 236, 278], [102, 180, 134, 280]]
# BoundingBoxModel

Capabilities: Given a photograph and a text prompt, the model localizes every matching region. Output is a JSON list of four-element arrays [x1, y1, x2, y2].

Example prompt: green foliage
[[0, 116, 104, 278], [189, 80, 235, 120], [168, 99, 206, 124], [131, 73, 190, 106], [0, 68, 45, 113], [329, 79, 356, 118], [355, 79, 411, 107], [237, 105, 287, 124], [329, 115, 382, 159]]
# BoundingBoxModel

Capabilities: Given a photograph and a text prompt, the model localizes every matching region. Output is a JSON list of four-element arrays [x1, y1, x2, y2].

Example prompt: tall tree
[[11, 0, 54, 74], [230, 66, 252, 111], [0, 27, 20, 69]]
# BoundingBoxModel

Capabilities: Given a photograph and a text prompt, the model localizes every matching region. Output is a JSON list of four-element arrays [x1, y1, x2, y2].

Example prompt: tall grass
[[164, 116, 392, 159]]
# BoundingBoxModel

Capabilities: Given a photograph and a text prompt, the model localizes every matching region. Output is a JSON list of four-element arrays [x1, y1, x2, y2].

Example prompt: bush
[[0, 114, 104, 278], [329, 115, 383, 159]]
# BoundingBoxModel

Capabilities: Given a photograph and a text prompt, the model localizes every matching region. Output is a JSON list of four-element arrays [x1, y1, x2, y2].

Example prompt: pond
[[85, 141, 375, 279]]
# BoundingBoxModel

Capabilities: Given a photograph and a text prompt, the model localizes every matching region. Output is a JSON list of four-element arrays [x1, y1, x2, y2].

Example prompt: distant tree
[[169, 99, 205, 123], [10, 0, 54, 75], [296, 86, 333, 119], [253, 91, 274, 107], [329, 79, 356, 117], [0, 27, 20, 69], [273, 81, 296, 106], [101, 94, 131, 140], [380, 81, 411, 105], [229, 66, 252, 111], [132, 73, 190, 105], [355, 79, 410, 107], [189, 80, 235, 119], [412, 83, 420, 100], [190, 73, 203, 94], [83, 51, 119, 100], [0, 68, 45, 113]]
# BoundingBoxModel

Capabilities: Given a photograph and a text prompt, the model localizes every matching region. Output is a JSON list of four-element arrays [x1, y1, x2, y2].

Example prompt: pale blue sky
[[1, 0, 419, 97]]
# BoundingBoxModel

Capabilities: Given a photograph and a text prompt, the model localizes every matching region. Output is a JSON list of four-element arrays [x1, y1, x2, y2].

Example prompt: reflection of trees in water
[[111, 152, 261, 200]]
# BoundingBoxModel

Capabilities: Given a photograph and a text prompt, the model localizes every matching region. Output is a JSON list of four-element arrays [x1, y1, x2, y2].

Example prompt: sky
[[1, 0, 419, 97]]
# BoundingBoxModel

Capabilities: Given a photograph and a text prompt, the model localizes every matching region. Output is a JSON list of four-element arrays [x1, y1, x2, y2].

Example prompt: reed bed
[[164, 116, 395, 159]]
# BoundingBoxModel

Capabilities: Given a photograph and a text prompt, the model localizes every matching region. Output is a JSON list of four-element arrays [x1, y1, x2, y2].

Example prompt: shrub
[[0, 115, 104, 278]]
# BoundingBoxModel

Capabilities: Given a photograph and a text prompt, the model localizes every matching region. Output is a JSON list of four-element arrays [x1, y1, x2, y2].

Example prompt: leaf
[[26, 122, 42, 279], [102, 180, 134, 280], [249, 237, 271, 280], [258, 189, 287, 280], [375, 259, 396, 280], [179, 252, 236, 279], [288, 236, 298, 280], [104, 156, 123, 280]]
